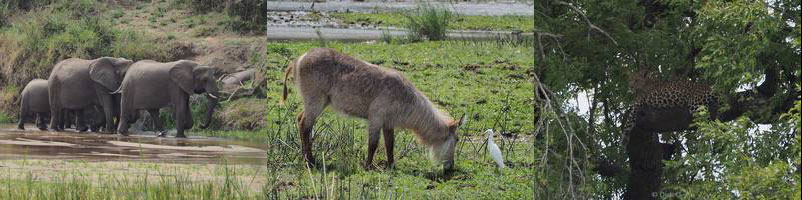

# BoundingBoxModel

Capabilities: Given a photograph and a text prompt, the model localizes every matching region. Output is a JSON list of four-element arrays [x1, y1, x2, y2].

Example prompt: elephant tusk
[[208, 93, 219, 99]]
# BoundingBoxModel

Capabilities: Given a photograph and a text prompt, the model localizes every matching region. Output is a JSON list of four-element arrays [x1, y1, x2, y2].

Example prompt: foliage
[[535, 0, 801, 198], [660, 105, 800, 199], [0, 85, 19, 120], [0, 112, 10, 123], [180, 0, 265, 34], [403, 4, 453, 41], [217, 98, 267, 131]]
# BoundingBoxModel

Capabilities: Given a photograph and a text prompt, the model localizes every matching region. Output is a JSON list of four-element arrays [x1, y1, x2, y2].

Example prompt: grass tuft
[[403, 4, 453, 41]]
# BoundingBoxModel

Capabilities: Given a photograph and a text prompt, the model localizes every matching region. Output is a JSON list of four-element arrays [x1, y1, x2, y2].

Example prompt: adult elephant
[[116, 60, 220, 138], [48, 57, 133, 132]]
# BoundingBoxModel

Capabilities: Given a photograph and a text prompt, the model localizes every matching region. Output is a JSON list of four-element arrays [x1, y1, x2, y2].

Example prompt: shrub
[[403, 4, 453, 41], [380, 28, 394, 44], [185, 0, 265, 34], [0, 112, 11, 123], [0, 85, 19, 119], [218, 98, 267, 130], [224, 0, 265, 34], [1, 3, 8, 27]]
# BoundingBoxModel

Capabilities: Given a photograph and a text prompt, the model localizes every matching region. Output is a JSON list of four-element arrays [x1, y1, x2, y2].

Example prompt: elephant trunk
[[201, 94, 218, 129]]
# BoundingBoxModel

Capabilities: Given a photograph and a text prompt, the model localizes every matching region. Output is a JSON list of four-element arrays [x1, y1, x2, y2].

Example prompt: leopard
[[621, 69, 719, 147]]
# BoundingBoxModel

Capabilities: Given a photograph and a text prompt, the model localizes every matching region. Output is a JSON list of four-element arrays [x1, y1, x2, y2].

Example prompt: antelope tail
[[280, 60, 295, 105]]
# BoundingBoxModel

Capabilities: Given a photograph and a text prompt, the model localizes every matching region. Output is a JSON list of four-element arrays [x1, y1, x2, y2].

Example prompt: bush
[[185, 0, 265, 34], [0, 86, 19, 119], [224, 0, 265, 34], [403, 4, 453, 41], [0, 112, 11, 123]]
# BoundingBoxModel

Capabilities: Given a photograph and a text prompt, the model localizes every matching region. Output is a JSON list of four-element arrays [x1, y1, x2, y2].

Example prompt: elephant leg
[[100, 99, 116, 134], [147, 109, 165, 136], [55, 109, 66, 131], [75, 109, 88, 132], [183, 103, 193, 130], [62, 111, 72, 129], [49, 109, 63, 131], [89, 106, 104, 132], [36, 113, 48, 131], [117, 97, 131, 136], [48, 80, 62, 131], [17, 112, 25, 130], [175, 95, 190, 138], [116, 110, 131, 136]]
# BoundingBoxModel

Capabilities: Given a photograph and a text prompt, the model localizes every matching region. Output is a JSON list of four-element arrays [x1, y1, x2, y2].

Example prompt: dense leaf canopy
[[534, 0, 800, 199]]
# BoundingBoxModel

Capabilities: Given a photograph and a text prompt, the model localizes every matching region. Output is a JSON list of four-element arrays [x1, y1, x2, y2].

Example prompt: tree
[[534, 0, 801, 198]]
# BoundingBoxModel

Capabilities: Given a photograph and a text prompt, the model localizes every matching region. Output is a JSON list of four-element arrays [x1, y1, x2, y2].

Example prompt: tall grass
[[403, 4, 453, 41], [0, 112, 11, 123]]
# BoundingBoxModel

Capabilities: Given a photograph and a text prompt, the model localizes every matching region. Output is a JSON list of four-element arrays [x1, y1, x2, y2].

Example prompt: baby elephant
[[18, 79, 50, 130], [17, 79, 104, 131]]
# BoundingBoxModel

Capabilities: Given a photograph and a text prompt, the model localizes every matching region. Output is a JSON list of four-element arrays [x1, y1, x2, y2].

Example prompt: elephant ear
[[89, 57, 121, 91], [169, 60, 197, 94]]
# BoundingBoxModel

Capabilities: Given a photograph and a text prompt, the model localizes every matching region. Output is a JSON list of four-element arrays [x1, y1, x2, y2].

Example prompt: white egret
[[486, 129, 506, 168]]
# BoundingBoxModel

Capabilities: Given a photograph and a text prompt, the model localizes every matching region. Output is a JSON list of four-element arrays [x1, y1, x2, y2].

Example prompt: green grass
[[0, 112, 11, 123], [331, 12, 536, 32]]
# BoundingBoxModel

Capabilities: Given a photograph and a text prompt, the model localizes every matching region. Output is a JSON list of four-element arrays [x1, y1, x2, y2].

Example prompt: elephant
[[18, 79, 50, 130], [115, 60, 220, 138], [48, 57, 134, 132], [17, 79, 102, 131]]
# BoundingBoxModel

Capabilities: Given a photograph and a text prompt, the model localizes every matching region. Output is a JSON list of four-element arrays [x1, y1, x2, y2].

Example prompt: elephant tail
[[280, 60, 295, 105]]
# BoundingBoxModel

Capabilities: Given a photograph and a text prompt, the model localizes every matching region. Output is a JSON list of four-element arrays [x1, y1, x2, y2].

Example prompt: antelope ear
[[89, 57, 121, 91], [448, 114, 466, 130], [169, 61, 197, 94]]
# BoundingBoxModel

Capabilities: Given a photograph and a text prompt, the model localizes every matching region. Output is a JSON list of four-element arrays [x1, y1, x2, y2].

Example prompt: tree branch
[[555, 0, 619, 45]]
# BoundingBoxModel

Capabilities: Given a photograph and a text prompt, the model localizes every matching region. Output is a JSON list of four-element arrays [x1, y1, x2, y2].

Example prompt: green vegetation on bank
[[330, 12, 536, 32], [0, 0, 264, 122]]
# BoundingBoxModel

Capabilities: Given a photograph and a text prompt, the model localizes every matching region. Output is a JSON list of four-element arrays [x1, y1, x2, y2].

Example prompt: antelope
[[282, 48, 464, 171]]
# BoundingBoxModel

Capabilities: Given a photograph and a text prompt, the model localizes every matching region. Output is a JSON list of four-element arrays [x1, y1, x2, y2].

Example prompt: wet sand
[[0, 124, 267, 165]]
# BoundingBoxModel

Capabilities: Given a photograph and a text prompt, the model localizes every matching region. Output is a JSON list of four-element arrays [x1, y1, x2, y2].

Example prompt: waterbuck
[[282, 48, 464, 171]]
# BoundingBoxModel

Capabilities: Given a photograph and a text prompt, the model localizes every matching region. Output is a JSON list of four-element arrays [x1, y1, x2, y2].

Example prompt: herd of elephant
[[17, 57, 220, 138]]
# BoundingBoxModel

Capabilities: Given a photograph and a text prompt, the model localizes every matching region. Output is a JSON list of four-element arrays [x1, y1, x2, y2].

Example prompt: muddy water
[[0, 124, 267, 165]]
